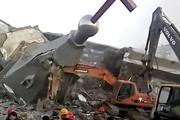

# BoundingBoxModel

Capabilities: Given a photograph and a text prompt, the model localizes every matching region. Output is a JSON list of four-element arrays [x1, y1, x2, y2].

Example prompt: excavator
[[138, 7, 180, 119], [48, 64, 155, 110]]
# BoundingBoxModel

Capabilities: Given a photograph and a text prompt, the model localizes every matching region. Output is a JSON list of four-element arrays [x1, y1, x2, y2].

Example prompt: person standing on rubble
[[59, 108, 74, 120], [5, 108, 20, 120]]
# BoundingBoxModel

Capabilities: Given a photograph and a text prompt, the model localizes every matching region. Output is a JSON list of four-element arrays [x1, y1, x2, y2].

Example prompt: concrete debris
[[0, 82, 151, 120]]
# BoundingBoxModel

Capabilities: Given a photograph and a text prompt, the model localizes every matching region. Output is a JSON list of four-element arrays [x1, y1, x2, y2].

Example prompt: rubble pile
[[0, 90, 105, 119], [0, 77, 151, 120]]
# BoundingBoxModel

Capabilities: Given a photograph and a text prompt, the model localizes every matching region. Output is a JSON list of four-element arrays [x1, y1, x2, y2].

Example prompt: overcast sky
[[0, 0, 179, 49]]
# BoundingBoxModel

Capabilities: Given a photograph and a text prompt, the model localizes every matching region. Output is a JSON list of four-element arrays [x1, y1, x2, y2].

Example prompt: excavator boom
[[62, 64, 117, 86], [145, 7, 180, 69]]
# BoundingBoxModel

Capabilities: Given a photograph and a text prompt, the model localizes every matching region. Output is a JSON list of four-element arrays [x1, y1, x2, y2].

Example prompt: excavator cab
[[152, 84, 180, 119], [113, 81, 138, 103], [112, 80, 155, 109], [117, 82, 135, 100]]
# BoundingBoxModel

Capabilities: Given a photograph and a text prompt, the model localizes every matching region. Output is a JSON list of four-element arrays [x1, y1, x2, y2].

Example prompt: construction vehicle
[[139, 7, 180, 119], [48, 64, 155, 109], [0, 0, 137, 104]]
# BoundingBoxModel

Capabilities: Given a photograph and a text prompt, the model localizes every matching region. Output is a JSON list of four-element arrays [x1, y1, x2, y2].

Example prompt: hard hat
[[7, 107, 15, 115], [60, 108, 69, 116]]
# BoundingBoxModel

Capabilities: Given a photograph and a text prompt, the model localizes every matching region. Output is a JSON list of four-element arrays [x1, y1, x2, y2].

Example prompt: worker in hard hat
[[6, 108, 20, 120], [59, 108, 74, 120]]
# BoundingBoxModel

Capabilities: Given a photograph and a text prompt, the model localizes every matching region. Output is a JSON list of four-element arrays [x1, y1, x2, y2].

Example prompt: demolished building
[[0, 15, 99, 104]]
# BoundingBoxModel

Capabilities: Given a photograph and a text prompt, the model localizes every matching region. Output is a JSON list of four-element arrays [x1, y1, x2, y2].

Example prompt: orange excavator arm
[[62, 64, 117, 86]]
